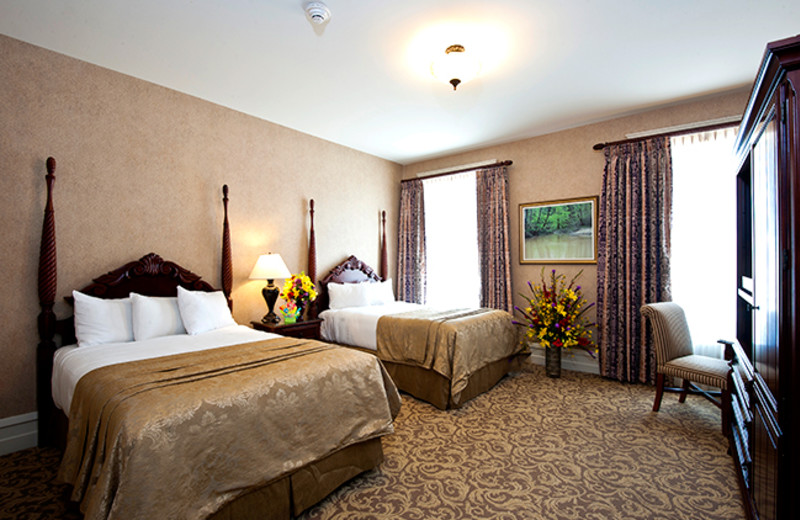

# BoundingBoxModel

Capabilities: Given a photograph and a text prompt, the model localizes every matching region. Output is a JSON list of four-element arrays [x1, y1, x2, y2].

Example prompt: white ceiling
[[2, 1, 798, 165]]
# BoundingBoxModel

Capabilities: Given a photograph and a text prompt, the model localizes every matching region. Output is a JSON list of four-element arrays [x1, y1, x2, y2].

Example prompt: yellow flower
[[280, 272, 317, 302]]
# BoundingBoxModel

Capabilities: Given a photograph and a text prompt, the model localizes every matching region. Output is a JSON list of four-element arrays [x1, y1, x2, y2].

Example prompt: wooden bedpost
[[221, 185, 233, 311], [380, 210, 387, 281], [308, 199, 317, 318], [37, 157, 58, 447]]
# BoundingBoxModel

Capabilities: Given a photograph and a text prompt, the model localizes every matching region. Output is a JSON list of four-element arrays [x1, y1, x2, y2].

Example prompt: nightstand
[[251, 318, 322, 340]]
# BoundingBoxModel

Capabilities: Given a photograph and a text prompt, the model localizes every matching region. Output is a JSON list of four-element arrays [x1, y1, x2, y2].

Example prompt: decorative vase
[[295, 300, 307, 321], [545, 346, 561, 378]]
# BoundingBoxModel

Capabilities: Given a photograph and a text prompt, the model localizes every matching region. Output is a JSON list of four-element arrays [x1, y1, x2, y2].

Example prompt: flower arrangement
[[514, 268, 596, 356], [280, 272, 318, 306]]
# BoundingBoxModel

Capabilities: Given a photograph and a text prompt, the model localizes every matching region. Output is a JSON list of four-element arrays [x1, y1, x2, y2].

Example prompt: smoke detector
[[305, 2, 331, 24]]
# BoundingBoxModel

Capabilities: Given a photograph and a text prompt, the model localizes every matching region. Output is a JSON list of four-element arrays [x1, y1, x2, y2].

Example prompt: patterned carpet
[[0, 446, 80, 520], [0, 365, 744, 519]]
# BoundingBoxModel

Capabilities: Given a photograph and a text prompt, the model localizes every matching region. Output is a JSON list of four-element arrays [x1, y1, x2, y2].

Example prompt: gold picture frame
[[519, 196, 598, 264]]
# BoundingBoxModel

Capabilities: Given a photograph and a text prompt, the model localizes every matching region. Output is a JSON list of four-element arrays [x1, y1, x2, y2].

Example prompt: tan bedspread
[[58, 337, 401, 520], [376, 308, 520, 404]]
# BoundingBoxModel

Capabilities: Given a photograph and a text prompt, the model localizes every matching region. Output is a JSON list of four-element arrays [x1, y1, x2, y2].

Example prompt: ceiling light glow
[[407, 21, 511, 85]]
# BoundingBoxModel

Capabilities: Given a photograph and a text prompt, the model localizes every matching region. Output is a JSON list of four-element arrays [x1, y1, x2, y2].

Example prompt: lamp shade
[[249, 253, 291, 280]]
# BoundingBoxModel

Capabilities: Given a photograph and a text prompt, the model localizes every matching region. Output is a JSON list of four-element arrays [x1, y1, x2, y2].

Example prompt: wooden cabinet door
[[749, 99, 782, 520], [751, 106, 780, 396]]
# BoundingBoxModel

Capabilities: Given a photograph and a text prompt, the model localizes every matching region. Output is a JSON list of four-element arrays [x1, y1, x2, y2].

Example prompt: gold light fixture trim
[[431, 44, 481, 91]]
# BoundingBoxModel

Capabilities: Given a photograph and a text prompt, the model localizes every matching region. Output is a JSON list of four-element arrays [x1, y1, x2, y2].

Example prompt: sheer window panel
[[422, 172, 480, 309], [670, 128, 737, 357]]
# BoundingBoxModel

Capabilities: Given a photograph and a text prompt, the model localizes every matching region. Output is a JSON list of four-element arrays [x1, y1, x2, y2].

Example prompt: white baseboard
[[0, 412, 38, 455], [526, 344, 600, 375]]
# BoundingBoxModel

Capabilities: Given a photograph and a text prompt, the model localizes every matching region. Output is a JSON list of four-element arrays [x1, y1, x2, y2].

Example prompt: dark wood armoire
[[731, 34, 800, 520]]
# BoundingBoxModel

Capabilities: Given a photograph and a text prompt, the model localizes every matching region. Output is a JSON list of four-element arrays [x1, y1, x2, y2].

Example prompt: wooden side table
[[250, 318, 322, 340]]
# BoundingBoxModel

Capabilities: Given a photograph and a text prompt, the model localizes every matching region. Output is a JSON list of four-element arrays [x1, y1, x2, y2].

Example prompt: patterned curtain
[[598, 137, 672, 384], [476, 166, 513, 311], [397, 179, 426, 303]]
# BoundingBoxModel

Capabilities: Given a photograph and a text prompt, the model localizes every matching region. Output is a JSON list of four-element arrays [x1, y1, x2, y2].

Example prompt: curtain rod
[[401, 160, 513, 183], [592, 120, 740, 151]]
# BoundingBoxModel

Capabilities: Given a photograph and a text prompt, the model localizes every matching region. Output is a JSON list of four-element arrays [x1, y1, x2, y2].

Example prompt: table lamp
[[249, 253, 292, 324]]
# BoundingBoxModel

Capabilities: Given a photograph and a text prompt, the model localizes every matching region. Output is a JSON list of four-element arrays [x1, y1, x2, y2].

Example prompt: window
[[670, 128, 738, 355], [422, 172, 481, 308]]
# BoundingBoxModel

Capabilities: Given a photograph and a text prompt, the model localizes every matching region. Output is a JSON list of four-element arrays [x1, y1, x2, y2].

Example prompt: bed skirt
[[381, 353, 527, 410], [210, 437, 384, 519]]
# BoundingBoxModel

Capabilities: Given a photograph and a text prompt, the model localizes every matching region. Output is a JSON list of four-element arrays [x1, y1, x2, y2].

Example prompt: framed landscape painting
[[519, 196, 598, 264]]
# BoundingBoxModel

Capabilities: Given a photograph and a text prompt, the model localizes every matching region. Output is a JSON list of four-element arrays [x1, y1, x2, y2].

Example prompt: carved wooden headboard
[[55, 253, 219, 346], [316, 255, 383, 313]]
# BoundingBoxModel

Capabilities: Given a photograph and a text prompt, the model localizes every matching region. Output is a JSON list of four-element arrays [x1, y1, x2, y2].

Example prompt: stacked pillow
[[175, 286, 236, 335], [72, 291, 135, 347], [72, 286, 236, 347], [368, 279, 395, 305], [327, 279, 395, 310]]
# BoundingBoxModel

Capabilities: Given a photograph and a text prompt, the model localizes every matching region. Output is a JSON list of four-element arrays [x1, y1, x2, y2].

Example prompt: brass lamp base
[[261, 281, 280, 324]]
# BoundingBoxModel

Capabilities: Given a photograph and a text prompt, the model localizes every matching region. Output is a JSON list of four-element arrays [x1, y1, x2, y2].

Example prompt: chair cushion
[[662, 355, 729, 389]]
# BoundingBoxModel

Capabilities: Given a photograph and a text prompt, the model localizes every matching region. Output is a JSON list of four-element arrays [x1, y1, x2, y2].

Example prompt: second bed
[[306, 204, 526, 410]]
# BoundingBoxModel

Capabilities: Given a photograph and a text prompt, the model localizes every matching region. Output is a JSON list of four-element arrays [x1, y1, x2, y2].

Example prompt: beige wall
[[403, 87, 750, 343], [0, 30, 751, 421], [0, 34, 401, 419]]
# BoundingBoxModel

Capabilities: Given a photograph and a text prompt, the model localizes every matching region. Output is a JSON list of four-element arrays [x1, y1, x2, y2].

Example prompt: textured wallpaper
[[0, 34, 401, 418]]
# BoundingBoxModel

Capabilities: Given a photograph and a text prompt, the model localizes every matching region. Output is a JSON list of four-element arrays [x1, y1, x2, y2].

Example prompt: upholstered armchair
[[640, 302, 733, 434]]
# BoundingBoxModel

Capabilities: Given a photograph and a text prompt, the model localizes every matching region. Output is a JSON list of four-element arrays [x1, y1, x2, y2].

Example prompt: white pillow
[[72, 290, 134, 347], [367, 279, 395, 305], [177, 286, 236, 335], [328, 282, 371, 309], [131, 293, 186, 341]]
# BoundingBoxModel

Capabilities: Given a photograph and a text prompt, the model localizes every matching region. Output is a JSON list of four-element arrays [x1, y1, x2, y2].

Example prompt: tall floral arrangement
[[514, 268, 596, 355], [280, 272, 317, 306]]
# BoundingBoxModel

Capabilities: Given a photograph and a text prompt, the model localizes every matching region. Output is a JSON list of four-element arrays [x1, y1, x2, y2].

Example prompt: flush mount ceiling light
[[305, 1, 331, 24], [430, 44, 481, 91]]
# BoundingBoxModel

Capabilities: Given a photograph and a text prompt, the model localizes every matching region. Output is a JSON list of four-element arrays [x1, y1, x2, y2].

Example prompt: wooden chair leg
[[653, 373, 665, 412], [678, 379, 690, 403]]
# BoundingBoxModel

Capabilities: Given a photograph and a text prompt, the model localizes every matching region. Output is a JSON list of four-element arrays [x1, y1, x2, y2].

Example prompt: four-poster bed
[[35, 158, 400, 520], [305, 201, 527, 410]]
